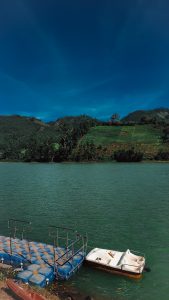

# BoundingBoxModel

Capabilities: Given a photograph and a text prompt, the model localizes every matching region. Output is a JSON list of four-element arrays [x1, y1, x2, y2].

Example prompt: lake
[[0, 162, 169, 300]]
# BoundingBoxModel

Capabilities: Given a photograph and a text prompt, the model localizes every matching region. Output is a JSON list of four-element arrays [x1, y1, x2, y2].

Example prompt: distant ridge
[[122, 108, 169, 123], [0, 110, 168, 162]]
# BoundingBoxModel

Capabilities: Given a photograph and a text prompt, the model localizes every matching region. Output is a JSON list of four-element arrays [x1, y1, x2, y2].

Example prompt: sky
[[0, 0, 169, 121]]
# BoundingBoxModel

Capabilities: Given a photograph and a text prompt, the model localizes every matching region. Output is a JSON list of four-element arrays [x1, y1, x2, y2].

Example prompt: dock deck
[[0, 220, 87, 287]]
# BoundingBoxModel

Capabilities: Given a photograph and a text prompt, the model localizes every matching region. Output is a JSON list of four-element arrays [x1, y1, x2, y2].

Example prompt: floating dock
[[0, 220, 87, 287]]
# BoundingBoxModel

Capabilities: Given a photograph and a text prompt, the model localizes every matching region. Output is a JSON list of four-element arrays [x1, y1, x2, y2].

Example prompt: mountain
[[0, 112, 168, 162], [0, 114, 98, 161], [50, 115, 99, 128], [122, 108, 169, 124], [0, 115, 48, 135], [0, 115, 57, 144], [0, 115, 59, 159]]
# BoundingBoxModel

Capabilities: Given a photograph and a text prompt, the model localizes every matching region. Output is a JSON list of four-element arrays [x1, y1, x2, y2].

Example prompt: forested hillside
[[0, 110, 169, 162], [0, 115, 98, 162], [122, 108, 169, 124]]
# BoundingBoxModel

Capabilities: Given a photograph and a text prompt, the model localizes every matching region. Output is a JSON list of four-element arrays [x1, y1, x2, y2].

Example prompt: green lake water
[[0, 162, 169, 300]]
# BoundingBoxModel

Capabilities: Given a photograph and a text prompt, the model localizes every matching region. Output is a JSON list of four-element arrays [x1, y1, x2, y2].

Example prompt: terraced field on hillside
[[80, 125, 167, 158], [81, 125, 162, 145]]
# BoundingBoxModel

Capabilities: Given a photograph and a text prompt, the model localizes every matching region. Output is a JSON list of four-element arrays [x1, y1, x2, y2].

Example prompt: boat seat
[[122, 264, 141, 273], [117, 252, 125, 266], [125, 253, 144, 266], [117, 250, 144, 267]]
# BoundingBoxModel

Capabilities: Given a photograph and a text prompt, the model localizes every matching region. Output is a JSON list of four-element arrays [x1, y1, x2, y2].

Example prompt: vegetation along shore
[[0, 108, 169, 163], [0, 266, 95, 300]]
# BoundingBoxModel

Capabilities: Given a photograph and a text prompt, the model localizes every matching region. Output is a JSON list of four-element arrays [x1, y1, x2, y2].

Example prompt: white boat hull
[[85, 248, 145, 279]]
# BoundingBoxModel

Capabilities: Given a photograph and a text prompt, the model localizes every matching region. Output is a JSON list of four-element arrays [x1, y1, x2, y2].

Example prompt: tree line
[[0, 114, 169, 162]]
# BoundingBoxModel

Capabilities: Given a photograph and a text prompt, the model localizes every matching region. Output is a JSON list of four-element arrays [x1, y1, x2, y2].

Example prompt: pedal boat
[[85, 248, 145, 279]]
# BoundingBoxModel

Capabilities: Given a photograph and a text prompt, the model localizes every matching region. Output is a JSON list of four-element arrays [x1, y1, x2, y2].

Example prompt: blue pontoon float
[[0, 219, 88, 287]]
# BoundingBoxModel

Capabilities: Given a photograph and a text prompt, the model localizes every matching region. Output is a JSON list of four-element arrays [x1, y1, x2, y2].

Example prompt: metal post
[[66, 232, 69, 259], [56, 228, 59, 247], [8, 219, 31, 264], [27, 239, 31, 262], [9, 233, 12, 264], [53, 237, 56, 275]]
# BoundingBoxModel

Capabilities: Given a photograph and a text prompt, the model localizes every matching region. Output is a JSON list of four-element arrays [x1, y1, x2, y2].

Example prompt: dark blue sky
[[0, 0, 169, 121]]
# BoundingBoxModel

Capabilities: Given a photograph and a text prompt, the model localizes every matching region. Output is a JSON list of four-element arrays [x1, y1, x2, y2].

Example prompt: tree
[[110, 113, 120, 125], [155, 151, 169, 161], [114, 149, 143, 162], [71, 140, 98, 161], [163, 127, 169, 143]]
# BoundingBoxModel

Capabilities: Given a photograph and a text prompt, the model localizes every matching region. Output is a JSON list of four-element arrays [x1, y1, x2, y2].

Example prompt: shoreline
[[0, 279, 94, 300], [0, 280, 61, 300], [0, 159, 169, 164], [0, 267, 94, 300]]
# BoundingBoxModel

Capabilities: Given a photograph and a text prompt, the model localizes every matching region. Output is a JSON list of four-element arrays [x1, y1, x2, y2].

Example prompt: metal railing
[[7, 219, 32, 261], [3, 221, 87, 276], [8, 219, 31, 240], [48, 225, 88, 275]]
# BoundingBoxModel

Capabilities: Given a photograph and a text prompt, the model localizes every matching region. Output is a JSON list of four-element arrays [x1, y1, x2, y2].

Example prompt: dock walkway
[[0, 233, 86, 287]]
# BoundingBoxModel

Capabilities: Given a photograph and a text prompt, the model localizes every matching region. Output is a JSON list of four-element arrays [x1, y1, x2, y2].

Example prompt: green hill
[[0, 115, 59, 143], [81, 125, 161, 145], [78, 124, 168, 159], [0, 115, 60, 160], [0, 115, 98, 161], [0, 113, 168, 161], [122, 108, 169, 124]]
